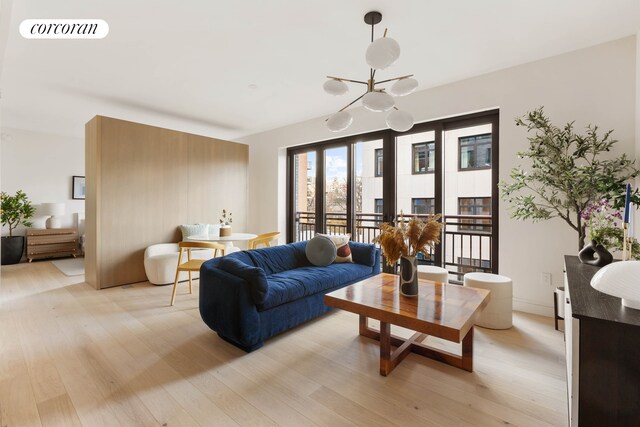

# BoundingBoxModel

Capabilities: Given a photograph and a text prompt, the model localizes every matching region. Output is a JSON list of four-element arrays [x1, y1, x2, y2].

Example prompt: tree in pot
[[1, 190, 35, 265], [499, 107, 640, 251]]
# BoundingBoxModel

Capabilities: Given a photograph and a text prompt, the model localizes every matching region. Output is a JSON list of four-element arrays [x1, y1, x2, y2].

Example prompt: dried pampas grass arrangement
[[374, 213, 443, 266]]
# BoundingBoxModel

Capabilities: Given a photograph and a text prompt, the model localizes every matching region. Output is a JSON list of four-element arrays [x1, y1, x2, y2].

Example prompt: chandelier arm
[[337, 92, 368, 113], [326, 76, 368, 85], [324, 92, 368, 122], [374, 74, 415, 85]]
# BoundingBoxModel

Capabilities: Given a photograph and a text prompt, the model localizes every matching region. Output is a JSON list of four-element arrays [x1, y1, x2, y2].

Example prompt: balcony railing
[[442, 214, 492, 284], [294, 211, 494, 284]]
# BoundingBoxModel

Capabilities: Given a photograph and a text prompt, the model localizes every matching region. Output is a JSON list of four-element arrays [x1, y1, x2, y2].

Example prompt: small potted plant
[[219, 209, 233, 237], [374, 212, 443, 296], [1, 190, 35, 265]]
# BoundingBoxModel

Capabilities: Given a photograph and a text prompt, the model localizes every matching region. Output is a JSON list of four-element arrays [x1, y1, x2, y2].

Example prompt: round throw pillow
[[306, 235, 337, 267]]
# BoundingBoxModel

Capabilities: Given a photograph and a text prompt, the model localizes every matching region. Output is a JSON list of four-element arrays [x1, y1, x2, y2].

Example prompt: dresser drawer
[[27, 228, 77, 237], [28, 235, 78, 245], [27, 242, 78, 255]]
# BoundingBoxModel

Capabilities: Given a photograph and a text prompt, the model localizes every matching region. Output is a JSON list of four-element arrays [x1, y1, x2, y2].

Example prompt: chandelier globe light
[[326, 111, 353, 132], [386, 109, 414, 132], [389, 77, 418, 96], [323, 79, 349, 96], [324, 11, 417, 132], [366, 37, 401, 70], [362, 91, 395, 112]]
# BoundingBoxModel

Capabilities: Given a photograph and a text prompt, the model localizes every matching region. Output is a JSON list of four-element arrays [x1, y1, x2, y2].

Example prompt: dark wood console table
[[564, 255, 640, 426]]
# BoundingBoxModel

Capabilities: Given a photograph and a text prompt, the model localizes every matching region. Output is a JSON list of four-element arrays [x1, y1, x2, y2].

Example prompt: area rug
[[51, 258, 85, 276]]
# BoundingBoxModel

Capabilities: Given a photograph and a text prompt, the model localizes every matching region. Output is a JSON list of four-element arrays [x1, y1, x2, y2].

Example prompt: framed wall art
[[72, 176, 86, 200]]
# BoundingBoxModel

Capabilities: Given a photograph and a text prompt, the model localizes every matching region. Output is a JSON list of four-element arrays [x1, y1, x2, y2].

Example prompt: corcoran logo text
[[20, 19, 109, 39]]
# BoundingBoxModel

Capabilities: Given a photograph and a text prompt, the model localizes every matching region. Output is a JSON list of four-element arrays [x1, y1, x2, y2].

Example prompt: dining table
[[187, 232, 258, 253]]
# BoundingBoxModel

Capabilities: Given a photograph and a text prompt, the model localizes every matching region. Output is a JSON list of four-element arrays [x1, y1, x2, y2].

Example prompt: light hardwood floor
[[0, 261, 567, 426]]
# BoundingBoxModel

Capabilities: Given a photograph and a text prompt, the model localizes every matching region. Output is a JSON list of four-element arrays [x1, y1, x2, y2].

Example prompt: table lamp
[[40, 203, 65, 229]]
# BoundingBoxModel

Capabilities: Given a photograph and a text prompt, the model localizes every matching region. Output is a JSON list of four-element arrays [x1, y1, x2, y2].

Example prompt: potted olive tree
[[1, 190, 35, 265], [499, 107, 640, 251]]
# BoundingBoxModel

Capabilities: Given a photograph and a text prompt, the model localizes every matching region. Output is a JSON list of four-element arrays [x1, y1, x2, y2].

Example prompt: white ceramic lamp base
[[45, 216, 62, 229]]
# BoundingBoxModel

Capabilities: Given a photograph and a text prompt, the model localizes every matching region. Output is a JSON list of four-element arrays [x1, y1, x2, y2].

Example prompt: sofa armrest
[[349, 242, 378, 268], [199, 261, 263, 352]]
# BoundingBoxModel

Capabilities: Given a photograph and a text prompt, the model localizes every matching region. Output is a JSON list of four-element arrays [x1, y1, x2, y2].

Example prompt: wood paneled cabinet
[[26, 228, 80, 262]]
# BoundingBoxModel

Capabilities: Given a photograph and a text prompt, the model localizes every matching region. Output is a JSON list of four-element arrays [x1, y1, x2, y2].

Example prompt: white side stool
[[463, 272, 513, 329], [417, 265, 449, 283]]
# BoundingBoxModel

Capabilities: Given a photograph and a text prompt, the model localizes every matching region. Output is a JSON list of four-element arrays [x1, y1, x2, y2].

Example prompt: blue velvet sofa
[[199, 241, 380, 352]]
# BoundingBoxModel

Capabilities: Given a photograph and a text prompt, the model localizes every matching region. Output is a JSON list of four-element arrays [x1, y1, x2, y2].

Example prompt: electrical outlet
[[540, 272, 552, 287]]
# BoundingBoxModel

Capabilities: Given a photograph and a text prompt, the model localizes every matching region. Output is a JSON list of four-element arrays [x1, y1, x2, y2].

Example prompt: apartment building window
[[375, 149, 383, 177], [412, 142, 435, 174], [459, 133, 491, 170], [411, 198, 435, 215], [458, 197, 491, 231], [374, 199, 383, 214]]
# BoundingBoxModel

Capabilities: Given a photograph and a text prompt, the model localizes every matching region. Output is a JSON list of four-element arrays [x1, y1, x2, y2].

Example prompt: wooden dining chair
[[170, 241, 226, 306], [248, 232, 281, 250]]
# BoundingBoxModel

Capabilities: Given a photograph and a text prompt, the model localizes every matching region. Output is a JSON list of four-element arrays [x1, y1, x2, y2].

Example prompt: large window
[[287, 109, 499, 277], [458, 197, 491, 231], [412, 198, 435, 215], [459, 134, 491, 170], [412, 142, 435, 174], [375, 149, 383, 177]]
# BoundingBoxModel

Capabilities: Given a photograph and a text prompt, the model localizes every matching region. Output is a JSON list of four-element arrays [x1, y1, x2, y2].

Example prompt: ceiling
[[1, 0, 639, 141]]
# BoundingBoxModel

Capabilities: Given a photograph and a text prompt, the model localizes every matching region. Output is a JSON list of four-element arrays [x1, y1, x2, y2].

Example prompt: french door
[[287, 110, 499, 280]]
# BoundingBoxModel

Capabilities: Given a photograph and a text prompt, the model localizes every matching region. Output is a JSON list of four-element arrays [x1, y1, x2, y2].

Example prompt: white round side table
[[463, 272, 513, 329], [417, 265, 449, 283]]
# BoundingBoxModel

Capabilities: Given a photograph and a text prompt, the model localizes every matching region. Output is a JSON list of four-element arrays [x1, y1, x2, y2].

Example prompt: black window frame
[[411, 197, 435, 215], [374, 148, 383, 177], [458, 133, 492, 171], [412, 141, 435, 175], [374, 198, 384, 214]]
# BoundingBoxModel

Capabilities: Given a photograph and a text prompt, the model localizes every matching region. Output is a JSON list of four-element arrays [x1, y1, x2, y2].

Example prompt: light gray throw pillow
[[306, 235, 337, 267]]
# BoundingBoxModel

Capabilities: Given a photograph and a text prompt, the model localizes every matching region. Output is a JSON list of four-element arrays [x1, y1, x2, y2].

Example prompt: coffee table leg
[[461, 326, 474, 372], [379, 321, 391, 376]]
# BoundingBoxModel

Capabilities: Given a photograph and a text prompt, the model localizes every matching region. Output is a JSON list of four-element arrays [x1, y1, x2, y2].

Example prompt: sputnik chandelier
[[324, 11, 418, 133]]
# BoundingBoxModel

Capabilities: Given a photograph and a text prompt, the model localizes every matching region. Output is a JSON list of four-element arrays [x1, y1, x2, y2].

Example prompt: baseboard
[[513, 298, 554, 317]]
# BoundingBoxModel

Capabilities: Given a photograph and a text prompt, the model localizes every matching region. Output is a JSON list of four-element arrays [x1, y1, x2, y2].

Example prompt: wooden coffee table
[[324, 273, 490, 376]]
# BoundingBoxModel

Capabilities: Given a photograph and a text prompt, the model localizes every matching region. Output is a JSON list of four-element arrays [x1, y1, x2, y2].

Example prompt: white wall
[[1, 127, 85, 235], [240, 36, 638, 316]]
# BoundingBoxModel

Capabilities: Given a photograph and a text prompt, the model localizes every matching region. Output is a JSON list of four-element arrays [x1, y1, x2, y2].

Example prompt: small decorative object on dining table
[[219, 209, 233, 237], [374, 211, 443, 297]]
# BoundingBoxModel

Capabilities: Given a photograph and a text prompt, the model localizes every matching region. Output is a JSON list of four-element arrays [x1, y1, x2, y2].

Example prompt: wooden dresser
[[564, 256, 640, 426], [26, 228, 80, 262]]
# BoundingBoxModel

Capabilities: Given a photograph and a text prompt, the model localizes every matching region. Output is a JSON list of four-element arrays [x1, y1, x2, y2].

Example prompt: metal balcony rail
[[294, 211, 493, 283]]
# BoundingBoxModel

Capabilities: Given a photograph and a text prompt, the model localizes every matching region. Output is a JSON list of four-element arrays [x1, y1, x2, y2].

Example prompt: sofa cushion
[[305, 235, 336, 266], [245, 241, 310, 275], [319, 233, 353, 263], [217, 257, 269, 306], [179, 223, 208, 239], [259, 263, 373, 311]]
